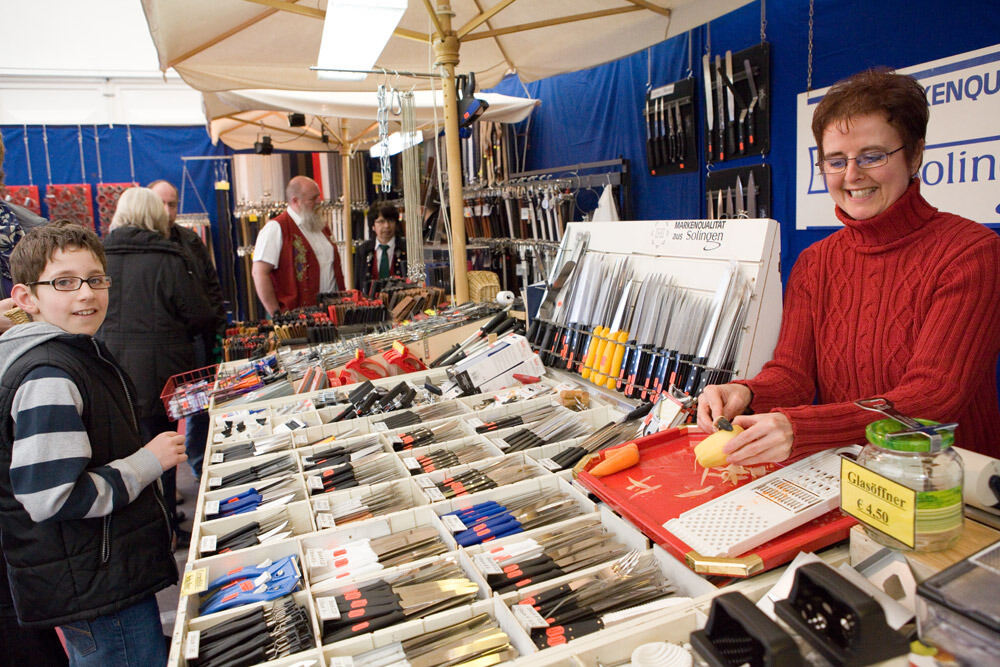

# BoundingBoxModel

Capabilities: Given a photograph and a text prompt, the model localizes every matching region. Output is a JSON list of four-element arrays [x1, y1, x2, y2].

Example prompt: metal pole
[[432, 0, 469, 304], [341, 119, 354, 290]]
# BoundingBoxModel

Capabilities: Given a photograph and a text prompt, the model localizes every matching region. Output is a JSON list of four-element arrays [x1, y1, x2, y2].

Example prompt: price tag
[[329, 657, 354, 667], [204, 500, 220, 516], [316, 512, 336, 529], [520, 207, 530, 220], [442, 514, 467, 533], [424, 486, 446, 502], [840, 457, 917, 549], [512, 602, 550, 629], [184, 630, 201, 660], [180, 567, 209, 596], [210, 452, 224, 464], [415, 476, 436, 489], [314, 497, 331, 511], [539, 458, 562, 472], [247, 213, 258, 222], [208, 477, 222, 488], [372, 421, 389, 432], [403, 457, 422, 471], [316, 596, 342, 621], [464, 206, 473, 217], [199, 535, 217, 554], [467, 417, 484, 428], [306, 548, 330, 569], [474, 553, 504, 575], [307, 475, 325, 490]]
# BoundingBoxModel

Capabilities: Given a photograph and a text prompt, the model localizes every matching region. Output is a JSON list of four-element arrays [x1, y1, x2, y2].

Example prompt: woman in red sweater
[[697, 69, 1000, 463]]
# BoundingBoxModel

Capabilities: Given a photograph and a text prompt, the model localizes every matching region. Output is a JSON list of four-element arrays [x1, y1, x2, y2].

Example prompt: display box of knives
[[528, 220, 783, 404], [706, 163, 772, 220], [702, 42, 770, 163], [644, 77, 698, 175]]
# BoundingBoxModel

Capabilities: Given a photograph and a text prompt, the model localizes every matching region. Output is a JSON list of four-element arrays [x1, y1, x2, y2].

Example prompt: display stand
[[539, 218, 782, 386]]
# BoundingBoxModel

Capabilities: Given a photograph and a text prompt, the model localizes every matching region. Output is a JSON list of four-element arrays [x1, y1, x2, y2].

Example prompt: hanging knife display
[[644, 77, 698, 175], [706, 164, 772, 220], [703, 42, 770, 163]]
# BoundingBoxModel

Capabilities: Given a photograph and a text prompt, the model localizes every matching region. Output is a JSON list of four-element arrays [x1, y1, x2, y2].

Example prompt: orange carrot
[[589, 442, 640, 477]]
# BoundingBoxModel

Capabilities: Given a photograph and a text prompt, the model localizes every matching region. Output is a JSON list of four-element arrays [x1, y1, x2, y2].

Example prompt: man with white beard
[[252, 175, 345, 315]]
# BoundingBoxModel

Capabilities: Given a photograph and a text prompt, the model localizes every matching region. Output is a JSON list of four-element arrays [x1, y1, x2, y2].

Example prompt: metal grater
[[664, 447, 859, 558], [971, 541, 1000, 576]]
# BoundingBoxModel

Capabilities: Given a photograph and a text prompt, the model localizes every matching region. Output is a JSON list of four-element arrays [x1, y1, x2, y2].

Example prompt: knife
[[685, 265, 737, 395], [717, 63, 748, 155], [618, 277, 656, 396], [744, 58, 760, 150], [645, 97, 655, 171], [706, 189, 714, 220], [703, 54, 715, 162], [736, 176, 746, 218], [715, 54, 725, 161], [665, 99, 677, 164], [602, 278, 643, 389], [725, 50, 736, 157], [674, 102, 686, 168], [726, 186, 736, 219]]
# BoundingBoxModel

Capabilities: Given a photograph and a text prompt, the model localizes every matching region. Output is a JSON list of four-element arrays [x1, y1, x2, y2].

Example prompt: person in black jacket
[[354, 203, 407, 296], [98, 187, 216, 539], [149, 179, 225, 481]]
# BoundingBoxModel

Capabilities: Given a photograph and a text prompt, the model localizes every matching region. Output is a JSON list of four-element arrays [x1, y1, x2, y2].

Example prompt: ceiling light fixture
[[316, 0, 408, 81]]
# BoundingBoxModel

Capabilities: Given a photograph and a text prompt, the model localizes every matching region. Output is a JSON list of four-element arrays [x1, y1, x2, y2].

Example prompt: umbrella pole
[[340, 120, 354, 290], [432, 1, 469, 304]]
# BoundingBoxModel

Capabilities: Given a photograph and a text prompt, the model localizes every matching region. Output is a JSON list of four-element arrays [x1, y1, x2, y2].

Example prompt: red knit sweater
[[742, 181, 1000, 458]]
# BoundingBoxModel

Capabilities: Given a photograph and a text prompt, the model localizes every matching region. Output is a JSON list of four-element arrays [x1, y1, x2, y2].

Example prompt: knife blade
[[736, 176, 746, 218], [702, 54, 715, 162], [726, 186, 735, 219], [725, 50, 736, 157], [744, 58, 760, 150], [748, 170, 758, 218], [715, 54, 725, 161]]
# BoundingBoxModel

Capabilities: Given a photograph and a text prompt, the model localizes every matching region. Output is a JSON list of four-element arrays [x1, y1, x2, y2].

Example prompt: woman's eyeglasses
[[26, 276, 113, 291], [816, 146, 904, 174]]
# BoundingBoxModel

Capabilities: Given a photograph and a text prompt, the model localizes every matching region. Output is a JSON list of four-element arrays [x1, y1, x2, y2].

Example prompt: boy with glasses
[[0, 221, 185, 665]]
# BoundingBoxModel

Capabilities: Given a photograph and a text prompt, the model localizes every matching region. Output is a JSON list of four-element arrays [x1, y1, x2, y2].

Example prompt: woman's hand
[[724, 412, 795, 465], [696, 383, 753, 433]]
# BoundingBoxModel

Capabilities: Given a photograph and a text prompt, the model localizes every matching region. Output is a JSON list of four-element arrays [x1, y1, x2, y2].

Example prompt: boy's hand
[[145, 432, 187, 471]]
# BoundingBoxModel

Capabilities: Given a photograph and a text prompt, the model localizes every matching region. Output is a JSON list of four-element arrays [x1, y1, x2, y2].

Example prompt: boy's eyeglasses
[[816, 146, 905, 173], [27, 275, 113, 291]]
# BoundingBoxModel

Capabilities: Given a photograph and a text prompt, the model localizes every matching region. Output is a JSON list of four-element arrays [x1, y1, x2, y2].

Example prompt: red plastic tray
[[577, 427, 855, 577]]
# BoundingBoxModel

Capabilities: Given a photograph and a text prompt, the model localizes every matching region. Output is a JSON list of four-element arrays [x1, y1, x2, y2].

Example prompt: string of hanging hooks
[[22, 125, 33, 185], [93, 124, 103, 183], [76, 125, 86, 182]]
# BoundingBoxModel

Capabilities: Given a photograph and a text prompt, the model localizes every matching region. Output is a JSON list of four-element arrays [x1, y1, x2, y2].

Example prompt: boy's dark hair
[[371, 203, 400, 225], [11, 220, 107, 285]]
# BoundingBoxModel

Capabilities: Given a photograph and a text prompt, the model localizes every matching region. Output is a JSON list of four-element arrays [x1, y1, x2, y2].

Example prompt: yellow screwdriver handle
[[605, 330, 630, 389], [581, 326, 605, 380], [594, 328, 619, 385]]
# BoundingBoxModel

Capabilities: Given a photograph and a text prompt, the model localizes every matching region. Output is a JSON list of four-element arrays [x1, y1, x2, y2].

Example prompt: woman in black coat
[[99, 187, 216, 537]]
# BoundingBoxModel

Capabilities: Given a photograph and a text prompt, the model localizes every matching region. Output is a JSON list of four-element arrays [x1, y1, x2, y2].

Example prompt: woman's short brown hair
[[811, 68, 929, 165], [11, 220, 107, 286]]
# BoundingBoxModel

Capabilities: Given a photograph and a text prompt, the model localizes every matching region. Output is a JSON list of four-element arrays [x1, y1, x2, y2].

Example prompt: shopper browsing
[[0, 221, 183, 665], [698, 69, 1000, 462], [251, 175, 345, 315], [354, 203, 408, 296], [149, 178, 226, 480]]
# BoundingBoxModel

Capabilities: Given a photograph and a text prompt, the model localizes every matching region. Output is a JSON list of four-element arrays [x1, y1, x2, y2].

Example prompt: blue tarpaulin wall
[[487, 0, 1000, 281], [0, 124, 231, 261]]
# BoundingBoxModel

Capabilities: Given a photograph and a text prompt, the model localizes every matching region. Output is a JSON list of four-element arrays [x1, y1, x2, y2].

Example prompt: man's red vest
[[269, 211, 344, 312]]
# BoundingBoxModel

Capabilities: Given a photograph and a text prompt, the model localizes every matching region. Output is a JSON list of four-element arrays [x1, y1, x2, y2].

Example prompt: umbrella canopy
[[141, 0, 752, 301], [141, 0, 752, 92], [205, 88, 539, 151]]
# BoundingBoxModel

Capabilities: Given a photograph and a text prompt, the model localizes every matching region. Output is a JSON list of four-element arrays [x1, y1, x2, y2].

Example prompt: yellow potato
[[694, 424, 744, 468]]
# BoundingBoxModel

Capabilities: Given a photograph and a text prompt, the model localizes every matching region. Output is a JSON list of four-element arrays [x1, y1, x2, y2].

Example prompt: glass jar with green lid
[[857, 418, 964, 552]]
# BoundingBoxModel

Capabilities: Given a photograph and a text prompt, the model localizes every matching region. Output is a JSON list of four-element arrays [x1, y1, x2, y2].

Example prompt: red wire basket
[[160, 364, 219, 421]]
